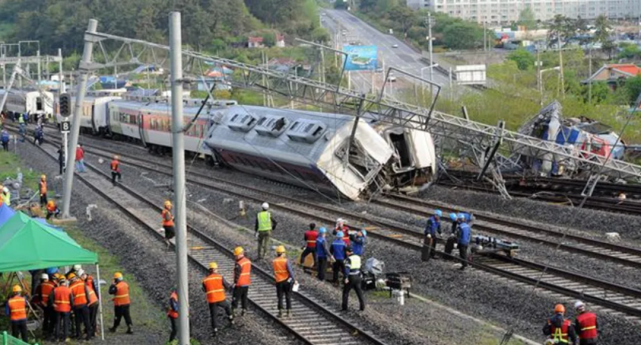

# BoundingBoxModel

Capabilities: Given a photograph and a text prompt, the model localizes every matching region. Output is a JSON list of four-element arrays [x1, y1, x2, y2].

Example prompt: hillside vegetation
[[0, 0, 324, 54]]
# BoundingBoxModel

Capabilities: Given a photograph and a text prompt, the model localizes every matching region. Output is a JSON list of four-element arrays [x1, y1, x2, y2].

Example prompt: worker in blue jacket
[[457, 213, 472, 271], [350, 229, 366, 256], [330, 232, 347, 284], [422, 210, 442, 261], [315, 228, 333, 282]]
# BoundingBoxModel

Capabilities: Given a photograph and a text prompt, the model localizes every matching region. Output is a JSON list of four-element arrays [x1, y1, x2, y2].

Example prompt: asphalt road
[[321, 9, 451, 91]]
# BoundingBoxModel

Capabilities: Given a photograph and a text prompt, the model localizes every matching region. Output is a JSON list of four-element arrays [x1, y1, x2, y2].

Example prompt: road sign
[[61, 121, 71, 133]]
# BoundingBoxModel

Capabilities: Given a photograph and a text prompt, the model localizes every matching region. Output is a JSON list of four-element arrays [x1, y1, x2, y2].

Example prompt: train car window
[[231, 114, 239, 122], [257, 117, 267, 126], [290, 122, 299, 131], [312, 126, 324, 137], [246, 117, 256, 127]]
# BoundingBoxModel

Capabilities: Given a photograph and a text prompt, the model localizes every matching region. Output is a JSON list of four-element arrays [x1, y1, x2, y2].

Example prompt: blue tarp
[[0, 203, 15, 226]]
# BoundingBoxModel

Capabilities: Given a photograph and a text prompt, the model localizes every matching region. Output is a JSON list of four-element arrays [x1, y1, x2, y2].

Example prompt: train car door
[[138, 113, 147, 147], [91, 105, 97, 134]]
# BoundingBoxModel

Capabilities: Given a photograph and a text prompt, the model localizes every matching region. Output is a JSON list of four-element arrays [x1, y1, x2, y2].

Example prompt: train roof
[[109, 99, 205, 115]]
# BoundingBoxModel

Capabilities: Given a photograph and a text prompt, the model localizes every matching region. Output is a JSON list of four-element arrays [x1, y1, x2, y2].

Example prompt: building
[[408, 0, 641, 24], [248, 36, 264, 49], [582, 63, 641, 90]]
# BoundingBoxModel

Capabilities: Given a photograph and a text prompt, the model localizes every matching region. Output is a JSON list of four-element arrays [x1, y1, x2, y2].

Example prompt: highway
[[321, 8, 451, 94]]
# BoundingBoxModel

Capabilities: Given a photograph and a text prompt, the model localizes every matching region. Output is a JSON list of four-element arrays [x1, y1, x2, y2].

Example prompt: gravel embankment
[[16, 141, 301, 345]]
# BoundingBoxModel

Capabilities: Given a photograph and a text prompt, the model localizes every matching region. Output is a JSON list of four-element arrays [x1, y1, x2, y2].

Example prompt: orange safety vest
[[162, 209, 174, 227], [272, 257, 290, 283], [70, 280, 88, 307], [46, 203, 57, 212], [111, 159, 120, 172], [8, 296, 27, 321], [167, 291, 178, 319], [113, 281, 130, 306], [576, 312, 598, 340], [87, 282, 98, 306], [202, 273, 226, 303], [53, 286, 72, 313], [40, 180, 47, 195], [40, 281, 56, 305], [236, 257, 251, 286]]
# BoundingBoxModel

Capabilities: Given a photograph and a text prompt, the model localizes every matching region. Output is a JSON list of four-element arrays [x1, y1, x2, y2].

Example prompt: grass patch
[[470, 325, 530, 345], [0, 151, 39, 191]]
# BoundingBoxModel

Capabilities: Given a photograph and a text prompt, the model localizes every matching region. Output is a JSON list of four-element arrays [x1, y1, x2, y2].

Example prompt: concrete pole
[[588, 46, 592, 104], [169, 12, 191, 345], [58, 49, 65, 93], [62, 19, 98, 218], [428, 13, 434, 86], [536, 49, 542, 106], [37, 50, 41, 84]]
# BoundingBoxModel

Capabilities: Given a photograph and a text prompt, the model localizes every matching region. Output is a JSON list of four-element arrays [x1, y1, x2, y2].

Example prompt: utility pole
[[58, 49, 64, 93], [536, 49, 542, 106], [427, 13, 434, 86], [62, 19, 97, 218], [169, 11, 191, 345], [588, 45, 592, 104], [36, 50, 41, 85]]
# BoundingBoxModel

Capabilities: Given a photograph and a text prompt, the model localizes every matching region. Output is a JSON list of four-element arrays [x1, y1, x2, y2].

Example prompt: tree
[[618, 43, 641, 60], [507, 49, 535, 70], [442, 22, 483, 49], [388, 5, 417, 35], [262, 33, 276, 47], [624, 76, 641, 105], [593, 15, 612, 45], [547, 14, 575, 47], [517, 6, 536, 30]]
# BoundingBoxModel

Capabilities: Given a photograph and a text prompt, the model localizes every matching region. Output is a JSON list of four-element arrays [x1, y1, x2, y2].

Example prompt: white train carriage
[[106, 98, 236, 153], [62, 96, 122, 135], [203, 106, 399, 200], [0, 89, 54, 119]]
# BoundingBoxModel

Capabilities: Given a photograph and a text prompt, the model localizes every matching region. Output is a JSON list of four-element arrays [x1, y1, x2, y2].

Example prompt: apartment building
[[406, 0, 641, 24]]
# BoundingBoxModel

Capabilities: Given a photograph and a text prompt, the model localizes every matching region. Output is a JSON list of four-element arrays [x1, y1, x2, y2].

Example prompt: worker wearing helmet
[[39, 174, 48, 207], [35, 273, 56, 338], [34, 124, 44, 145], [66, 264, 82, 279], [422, 209, 443, 262], [110, 155, 122, 185], [273, 246, 295, 317], [350, 228, 367, 257], [50, 278, 73, 342], [2, 186, 11, 207], [78, 270, 99, 337], [255, 202, 278, 261], [108, 272, 133, 334], [300, 223, 318, 268], [202, 262, 233, 337], [543, 304, 577, 345], [315, 227, 334, 281], [330, 231, 347, 284], [46, 200, 61, 220], [574, 301, 599, 344], [167, 288, 179, 342], [69, 272, 93, 340], [342, 246, 365, 311], [457, 213, 472, 270], [333, 218, 351, 246], [161, 200, 175, 248], [5, 285, 28, 342], [1, 129, 9, 151], [232, 246, 251, 316]]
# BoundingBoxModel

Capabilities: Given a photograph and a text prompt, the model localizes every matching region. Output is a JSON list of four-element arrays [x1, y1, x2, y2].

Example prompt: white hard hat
[[73, 264, 82, 270], [337, 218, 344, 223], [77, 269, 85, 277], [262, 202, 269, 210], [41, 273, 49, 280], [2, 187, 7, 193], [574, 300, 585, 311]]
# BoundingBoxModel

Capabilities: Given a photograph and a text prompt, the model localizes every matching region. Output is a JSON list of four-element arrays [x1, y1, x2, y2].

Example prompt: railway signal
[[59, 93, 71, 117]]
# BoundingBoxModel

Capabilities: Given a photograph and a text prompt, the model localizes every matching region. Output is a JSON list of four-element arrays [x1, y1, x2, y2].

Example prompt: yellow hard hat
[[209, 262, 218, 269], [67, 273, 76, 280], [114, 272, 123, 279], [47, 200, 55, 207], [233, 247, 244, 256], [41, 174, 46, 180], [276, 245, 286, 254], [12, 285, 22, 293], [164, 200, 172, 207]]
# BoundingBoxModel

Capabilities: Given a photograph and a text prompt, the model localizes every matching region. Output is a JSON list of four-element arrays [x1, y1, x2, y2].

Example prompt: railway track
[[26, 135, 387, 345], [377, 194, 641, 269], [31, 131, 641, 324]]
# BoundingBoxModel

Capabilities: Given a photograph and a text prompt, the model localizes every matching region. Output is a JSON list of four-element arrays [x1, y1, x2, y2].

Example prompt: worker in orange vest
[[162, 200, 175, 248], [108, 272, 133, 334], [46, 200, 61, 220], [273, 245, 295, 318], [5, 285, 29, 342], [232, 247, 251, 316], [111, 155, 122, 185], [543, 304, 577, 345], [202, 262, 234, 337], [50, 278, 74, 342], [69, 273, 93, 340], [167, 288, 179, 342], [78, 270, 99, 337], [39, 174, 47, 207], [35, 273, 56, 338]]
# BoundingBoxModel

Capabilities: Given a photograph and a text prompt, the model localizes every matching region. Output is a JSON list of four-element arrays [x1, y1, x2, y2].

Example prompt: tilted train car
[[203, 105, 436, 200], [0, 89, 54, 119]]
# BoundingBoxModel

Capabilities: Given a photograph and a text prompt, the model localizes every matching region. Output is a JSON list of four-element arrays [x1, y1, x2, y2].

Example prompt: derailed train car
[[204, 105, 436, 200]]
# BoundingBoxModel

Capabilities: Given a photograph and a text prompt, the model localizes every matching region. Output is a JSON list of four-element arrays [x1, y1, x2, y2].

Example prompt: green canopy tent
[[0, 212, 105, 340]]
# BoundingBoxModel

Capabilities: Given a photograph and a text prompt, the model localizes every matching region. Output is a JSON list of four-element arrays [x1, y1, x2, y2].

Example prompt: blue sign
[[343, 45, 378, 71]]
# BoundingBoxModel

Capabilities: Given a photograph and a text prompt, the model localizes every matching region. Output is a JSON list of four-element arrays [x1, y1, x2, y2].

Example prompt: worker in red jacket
[[543, 304, 577, 345], [574, 300, 599, 345], [75, 145, 86, 173], [300, 223, 318, 267], [110, 155, 122, 185], [167, 288, 178, 343]]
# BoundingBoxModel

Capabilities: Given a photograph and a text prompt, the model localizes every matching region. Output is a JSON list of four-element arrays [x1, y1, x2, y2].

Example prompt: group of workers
[[422, 209, 473, 270], [544, 301, 599, 345], [5, 265, 133, 343]]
